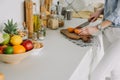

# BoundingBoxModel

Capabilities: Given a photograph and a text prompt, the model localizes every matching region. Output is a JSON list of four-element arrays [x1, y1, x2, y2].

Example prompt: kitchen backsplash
[[0, 0, 104, 29]]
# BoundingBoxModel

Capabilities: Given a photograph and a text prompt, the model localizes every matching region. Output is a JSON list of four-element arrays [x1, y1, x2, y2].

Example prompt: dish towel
[[69, 32, 104, 80]]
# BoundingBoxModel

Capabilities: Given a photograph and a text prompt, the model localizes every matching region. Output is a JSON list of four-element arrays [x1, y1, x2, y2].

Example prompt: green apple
[[1, 33, 10, 45]]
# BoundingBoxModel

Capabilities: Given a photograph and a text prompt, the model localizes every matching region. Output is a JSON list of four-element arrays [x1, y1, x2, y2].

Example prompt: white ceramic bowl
[[0, 50, 32, 64], [30, 47, 44, 56]]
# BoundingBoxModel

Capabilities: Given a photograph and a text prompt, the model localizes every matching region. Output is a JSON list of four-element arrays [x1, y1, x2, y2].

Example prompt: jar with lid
[[58, 15, 64, 27], [48, 14, 59, 30], [65, 9, 72, 20]]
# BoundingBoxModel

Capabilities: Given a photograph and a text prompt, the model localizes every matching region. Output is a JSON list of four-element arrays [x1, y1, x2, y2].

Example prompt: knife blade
[[77, 21, 90, 28]]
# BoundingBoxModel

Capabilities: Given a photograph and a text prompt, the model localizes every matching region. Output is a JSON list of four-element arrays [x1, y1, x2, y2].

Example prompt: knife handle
[[75, 26, 82, 29], [88, 17, 97, 22]]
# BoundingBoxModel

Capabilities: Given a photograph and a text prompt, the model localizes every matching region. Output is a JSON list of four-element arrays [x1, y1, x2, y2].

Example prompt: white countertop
[[0, 18, 92, 80]]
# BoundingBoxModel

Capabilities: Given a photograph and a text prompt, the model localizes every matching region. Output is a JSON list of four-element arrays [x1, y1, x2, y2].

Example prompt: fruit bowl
[[0, 50, 33, 64]]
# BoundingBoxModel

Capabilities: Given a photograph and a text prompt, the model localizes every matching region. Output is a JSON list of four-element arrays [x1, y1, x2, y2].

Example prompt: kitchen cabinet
[[0, 18, 104, 80]]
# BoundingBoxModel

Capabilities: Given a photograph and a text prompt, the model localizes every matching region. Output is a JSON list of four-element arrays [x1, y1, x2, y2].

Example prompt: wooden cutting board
[[60, 29, 92, 42]]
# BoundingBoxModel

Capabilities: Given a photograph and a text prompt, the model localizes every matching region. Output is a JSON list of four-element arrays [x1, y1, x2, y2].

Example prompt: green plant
[[4, 19, 18, 35]]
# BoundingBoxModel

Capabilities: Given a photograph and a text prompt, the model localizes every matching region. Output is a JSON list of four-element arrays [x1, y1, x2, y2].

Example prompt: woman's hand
[[89, 10, 103, 22], [78, 26, 99, 35]]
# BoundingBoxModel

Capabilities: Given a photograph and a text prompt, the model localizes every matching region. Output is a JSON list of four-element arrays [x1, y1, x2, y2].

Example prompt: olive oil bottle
[[33, 14, 41, 32], [33, 3, 41, 32]]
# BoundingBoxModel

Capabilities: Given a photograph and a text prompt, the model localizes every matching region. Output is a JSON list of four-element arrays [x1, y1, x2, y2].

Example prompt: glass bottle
[[37, 20, 46, 40], [33, 3, 41, 32], [40, 12, 47, 27], [32, 32, 38, 41], [56, 1, 62, 15], [22, 22, 28, 40], [56, 1, 64, 27]]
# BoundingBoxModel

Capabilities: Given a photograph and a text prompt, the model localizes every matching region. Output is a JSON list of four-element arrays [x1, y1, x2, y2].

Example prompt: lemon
[[10, 35, 23, 46]]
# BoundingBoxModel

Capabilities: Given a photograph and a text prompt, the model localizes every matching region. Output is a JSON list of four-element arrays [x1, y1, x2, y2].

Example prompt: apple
[[22, 40, 33, 51], [1, 33, 10, 45], [0, 45, 7, 54], [0, 46, 4, 54]]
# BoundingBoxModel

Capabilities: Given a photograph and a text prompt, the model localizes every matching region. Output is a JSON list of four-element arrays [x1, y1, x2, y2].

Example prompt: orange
[[13, 45, 26, 54], [10, 35, 23, 46], [74, 29, 82, 35], [67, 27, 75, 33]]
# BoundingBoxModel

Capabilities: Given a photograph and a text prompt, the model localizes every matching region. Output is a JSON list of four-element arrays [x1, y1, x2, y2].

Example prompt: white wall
[[0, 0, 104, 30], [0, 0, 40, 31], [0, 0, 24, 29]]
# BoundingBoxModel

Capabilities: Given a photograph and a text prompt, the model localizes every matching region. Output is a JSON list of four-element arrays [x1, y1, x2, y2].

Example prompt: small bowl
[[0, 50, 33, 64], [30, 47, 44, 56]]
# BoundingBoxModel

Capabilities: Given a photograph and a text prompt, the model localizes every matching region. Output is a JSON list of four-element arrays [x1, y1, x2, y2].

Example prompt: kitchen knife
[[76, 17, 95, 28], [77, 21, 90, 28]]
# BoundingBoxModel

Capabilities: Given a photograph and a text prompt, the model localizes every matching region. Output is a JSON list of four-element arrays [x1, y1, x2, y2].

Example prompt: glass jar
[[58, 15, 64, 27], [66, 10, 72, 20], [37, 22, 46, 40], [48, 14, 59, 30], [32, 32, 38, 41]]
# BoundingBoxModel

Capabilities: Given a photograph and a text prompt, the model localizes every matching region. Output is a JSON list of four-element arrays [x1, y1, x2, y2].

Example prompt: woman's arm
[[97, 0, 120, 30], [105, 0, 120, 26], [78, 20, 112, 35], [78, 0, 120, 35], [98, 20, 112, 30]]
